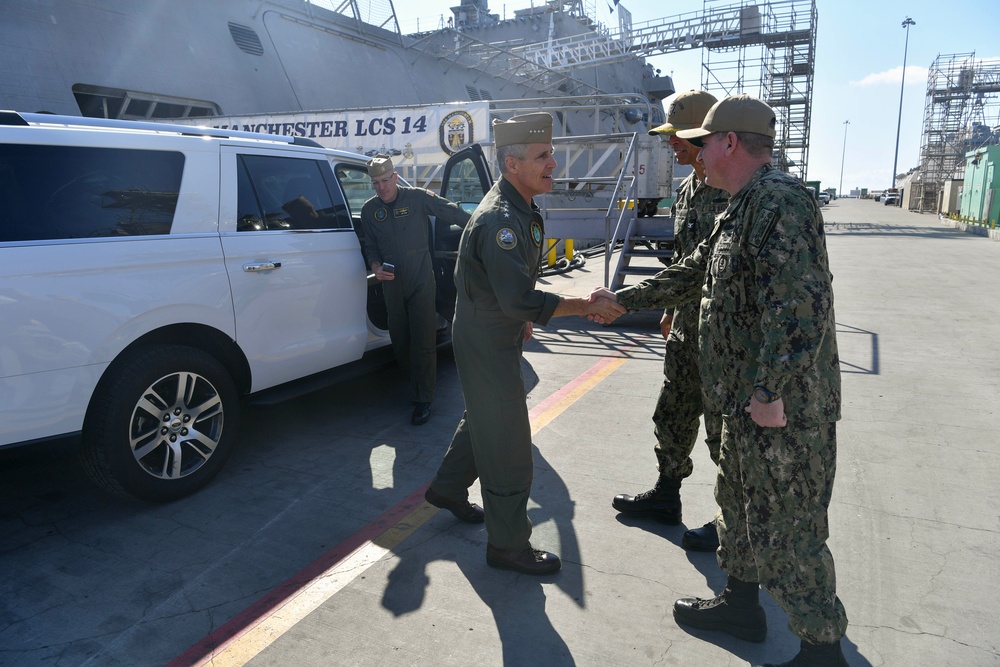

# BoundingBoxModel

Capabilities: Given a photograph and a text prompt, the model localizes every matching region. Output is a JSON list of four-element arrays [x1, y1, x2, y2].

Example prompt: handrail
[[604, 132, 639, 287]]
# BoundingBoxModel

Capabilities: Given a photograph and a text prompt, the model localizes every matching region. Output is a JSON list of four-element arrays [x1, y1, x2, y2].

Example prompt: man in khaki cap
[[609, 94, 849, 666], [611, 90, 728, 554], [424, 112, 625, 575], [360, 154, 471, 425]]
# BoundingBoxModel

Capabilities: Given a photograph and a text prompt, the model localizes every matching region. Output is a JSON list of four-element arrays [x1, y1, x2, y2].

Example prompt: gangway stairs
[[536, 130, 674, 290]]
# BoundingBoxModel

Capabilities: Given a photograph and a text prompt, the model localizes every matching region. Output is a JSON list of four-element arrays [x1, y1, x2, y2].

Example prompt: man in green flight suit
[[599, 95, 850, 666], [361, 155, 471, 425], [424, 112, 626, 575], [611, 89, 729, 553]]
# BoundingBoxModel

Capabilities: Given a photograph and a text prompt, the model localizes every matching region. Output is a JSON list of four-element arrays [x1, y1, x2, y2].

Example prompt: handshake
[[586, 286, 626, 325]]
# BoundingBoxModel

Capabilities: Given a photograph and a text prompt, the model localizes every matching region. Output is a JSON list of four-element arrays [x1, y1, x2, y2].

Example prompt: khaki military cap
[[648, 90, 718, 135], [676, 94, 777, 143], [368, 155, 394, 178], [493, 112, 553, 147]]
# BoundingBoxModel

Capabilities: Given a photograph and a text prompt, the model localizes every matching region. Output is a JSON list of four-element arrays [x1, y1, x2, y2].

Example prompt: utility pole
[[839, 120, 850, 197], [891, 17, 916, 190]]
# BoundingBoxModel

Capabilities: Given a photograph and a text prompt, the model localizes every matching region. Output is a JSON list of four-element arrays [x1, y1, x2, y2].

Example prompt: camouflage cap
[[493, 112, 553, 147], [367, 154, 394, 178], [676, 94, 776, 143], [648, 90, 718, 135]]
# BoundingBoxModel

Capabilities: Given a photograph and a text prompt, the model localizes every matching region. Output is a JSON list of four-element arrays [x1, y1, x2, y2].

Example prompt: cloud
[[850, 65, 928, 87]]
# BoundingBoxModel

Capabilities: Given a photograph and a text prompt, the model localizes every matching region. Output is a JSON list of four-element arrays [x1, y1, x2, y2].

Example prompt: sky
[[391, 0, 1000, 194]]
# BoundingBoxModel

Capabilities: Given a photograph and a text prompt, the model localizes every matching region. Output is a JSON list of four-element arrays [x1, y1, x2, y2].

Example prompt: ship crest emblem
[[440, 110, 475, 155], [496, 227, 517, 250], [374, 207, 388, 222], [530, 221, 542, 247]]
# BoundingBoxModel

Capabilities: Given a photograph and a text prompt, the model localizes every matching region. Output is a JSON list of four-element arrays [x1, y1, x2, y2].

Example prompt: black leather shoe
[[611, 478, 682, 524], [753, 639, 849, 666], [682, 520, 720, 552], [486, 544, 561, 575], [424, 487, 484, 523], [411, 402, 431, 425], [673, 588, 767, 642]]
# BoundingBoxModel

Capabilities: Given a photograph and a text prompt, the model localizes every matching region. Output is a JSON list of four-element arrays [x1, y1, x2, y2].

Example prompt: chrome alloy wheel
[[130, 370, 225, 480]]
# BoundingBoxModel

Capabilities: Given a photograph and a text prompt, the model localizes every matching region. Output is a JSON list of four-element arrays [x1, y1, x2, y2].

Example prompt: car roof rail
[[0, 110, 30, 126], [7, 111, 308, 146]]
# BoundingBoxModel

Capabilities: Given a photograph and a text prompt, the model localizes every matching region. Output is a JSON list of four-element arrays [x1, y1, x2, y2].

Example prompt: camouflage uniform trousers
[[715, 411, 848, 644], [652, 331, 722, 479]]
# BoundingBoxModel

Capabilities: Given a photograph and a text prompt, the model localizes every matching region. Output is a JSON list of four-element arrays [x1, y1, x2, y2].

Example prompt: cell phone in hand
[[382, 262, 395, 274]]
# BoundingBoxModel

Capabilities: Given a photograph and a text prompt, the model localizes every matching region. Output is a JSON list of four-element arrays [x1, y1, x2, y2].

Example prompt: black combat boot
[[753, 639, 849, 666], [673, 576, 767, 642], [611, 476, 682, 524], [681, 519, 720, 552]]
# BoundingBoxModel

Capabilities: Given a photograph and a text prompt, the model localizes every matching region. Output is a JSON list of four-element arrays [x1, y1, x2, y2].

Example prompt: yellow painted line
[[183, 354, 628, 666], [529, 355, 628, 435], [192, 503, 439, 666]]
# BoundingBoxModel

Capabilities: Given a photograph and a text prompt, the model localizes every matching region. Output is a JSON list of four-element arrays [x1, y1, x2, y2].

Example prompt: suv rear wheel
[[81, 345, 241, 502]]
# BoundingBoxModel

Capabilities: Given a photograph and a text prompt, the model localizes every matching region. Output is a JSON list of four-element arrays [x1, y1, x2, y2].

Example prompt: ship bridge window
[[465, 86, 495, 104], [72, 84, 221, 120], [228, 22, 265, 56]]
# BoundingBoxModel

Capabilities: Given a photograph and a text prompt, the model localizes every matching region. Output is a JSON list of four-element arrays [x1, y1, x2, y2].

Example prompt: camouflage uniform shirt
[[617, 164, 841, 426], [668, 170, 729, 343]]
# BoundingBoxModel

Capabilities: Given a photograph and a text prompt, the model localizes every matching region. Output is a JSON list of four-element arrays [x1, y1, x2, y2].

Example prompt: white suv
[[0, 112, 491, 501]]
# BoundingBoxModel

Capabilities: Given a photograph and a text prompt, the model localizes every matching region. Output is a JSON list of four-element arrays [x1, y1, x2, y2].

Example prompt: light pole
[[891, 16, 916, 191], [839, 120, 850, 197]]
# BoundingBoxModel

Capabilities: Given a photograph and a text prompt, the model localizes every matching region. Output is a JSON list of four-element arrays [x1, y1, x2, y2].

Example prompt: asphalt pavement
[[1, 198, 998, 666]]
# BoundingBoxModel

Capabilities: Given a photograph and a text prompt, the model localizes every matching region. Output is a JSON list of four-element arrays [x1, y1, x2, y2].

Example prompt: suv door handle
[[243, 261, 282, 272]]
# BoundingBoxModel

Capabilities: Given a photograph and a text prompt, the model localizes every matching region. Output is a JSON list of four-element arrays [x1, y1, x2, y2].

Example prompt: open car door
[[435, 143, 493, 321]]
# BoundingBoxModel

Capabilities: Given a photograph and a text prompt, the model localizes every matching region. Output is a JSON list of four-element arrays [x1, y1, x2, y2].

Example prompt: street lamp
[[891, 16, 916, 192], [839, 120, 850, 197]]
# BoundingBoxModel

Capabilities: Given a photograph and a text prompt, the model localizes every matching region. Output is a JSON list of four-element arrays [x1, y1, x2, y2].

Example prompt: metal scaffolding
[[910, 53, 1000, 213], [405, 0, 817, 181], [698, 0, 816, 181]]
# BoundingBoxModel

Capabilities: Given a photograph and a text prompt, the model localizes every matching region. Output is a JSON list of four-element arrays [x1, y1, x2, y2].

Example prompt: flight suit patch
[[374, 207, 388, 222], [393, 207, 410, 218], [530, 221, 542, 247], [497, 228, 517, 250]]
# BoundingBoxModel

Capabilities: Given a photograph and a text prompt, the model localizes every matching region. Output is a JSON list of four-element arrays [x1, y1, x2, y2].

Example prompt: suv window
[[334, 164, 375, 218], [0, 144, 184, 242], [237, 155, 350, 231], [443, 157, 487, 206]]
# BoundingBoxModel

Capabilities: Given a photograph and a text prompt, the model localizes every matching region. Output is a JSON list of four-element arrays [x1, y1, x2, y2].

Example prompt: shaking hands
[[586, 286, 626, 324]]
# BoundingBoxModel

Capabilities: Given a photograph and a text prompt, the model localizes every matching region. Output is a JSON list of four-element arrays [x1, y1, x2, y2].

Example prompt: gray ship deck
[[1, 199, 998, 666]]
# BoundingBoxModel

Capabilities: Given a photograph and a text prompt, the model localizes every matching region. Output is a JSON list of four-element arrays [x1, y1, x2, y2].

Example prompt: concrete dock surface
[[1, 198, 998, 666]]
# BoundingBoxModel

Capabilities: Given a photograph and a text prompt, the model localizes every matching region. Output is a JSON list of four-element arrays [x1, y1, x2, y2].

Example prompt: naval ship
[[0, 0, 673, 127]]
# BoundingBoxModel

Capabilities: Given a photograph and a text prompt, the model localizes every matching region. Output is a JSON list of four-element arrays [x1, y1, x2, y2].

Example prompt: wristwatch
[[752, 386, 780, 404]]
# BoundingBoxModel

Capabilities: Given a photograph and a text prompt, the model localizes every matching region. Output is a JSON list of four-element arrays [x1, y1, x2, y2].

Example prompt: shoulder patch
[[496, 227, 517, 250], [530, 221, 543, 247], [748, 206, 779, 254]]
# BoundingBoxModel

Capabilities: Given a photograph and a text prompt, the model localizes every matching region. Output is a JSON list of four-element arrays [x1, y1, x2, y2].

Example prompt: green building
[[960, 146, 1000, 226]]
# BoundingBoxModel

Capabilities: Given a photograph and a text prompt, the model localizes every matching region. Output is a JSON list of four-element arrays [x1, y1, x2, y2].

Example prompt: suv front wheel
[[81, 345, 241, 502]]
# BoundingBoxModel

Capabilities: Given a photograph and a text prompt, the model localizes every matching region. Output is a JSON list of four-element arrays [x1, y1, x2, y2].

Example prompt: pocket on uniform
[[708, 243, 746, 312]]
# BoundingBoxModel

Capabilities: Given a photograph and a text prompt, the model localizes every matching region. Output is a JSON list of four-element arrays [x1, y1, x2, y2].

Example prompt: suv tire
[[81, 345, 241, 502]]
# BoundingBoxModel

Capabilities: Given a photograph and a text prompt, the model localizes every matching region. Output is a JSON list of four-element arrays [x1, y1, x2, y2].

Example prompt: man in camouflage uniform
[[611, 90, 729, 553], [361, 155, 471, 426], [609, 95, 849, 666], [424, 113, 625, 575]]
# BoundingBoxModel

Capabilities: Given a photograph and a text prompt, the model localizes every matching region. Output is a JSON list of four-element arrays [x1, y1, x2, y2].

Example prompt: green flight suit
[[616, 164, 848, 645], [430, 176, 560, 550], [361, 186, 469, 404]]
